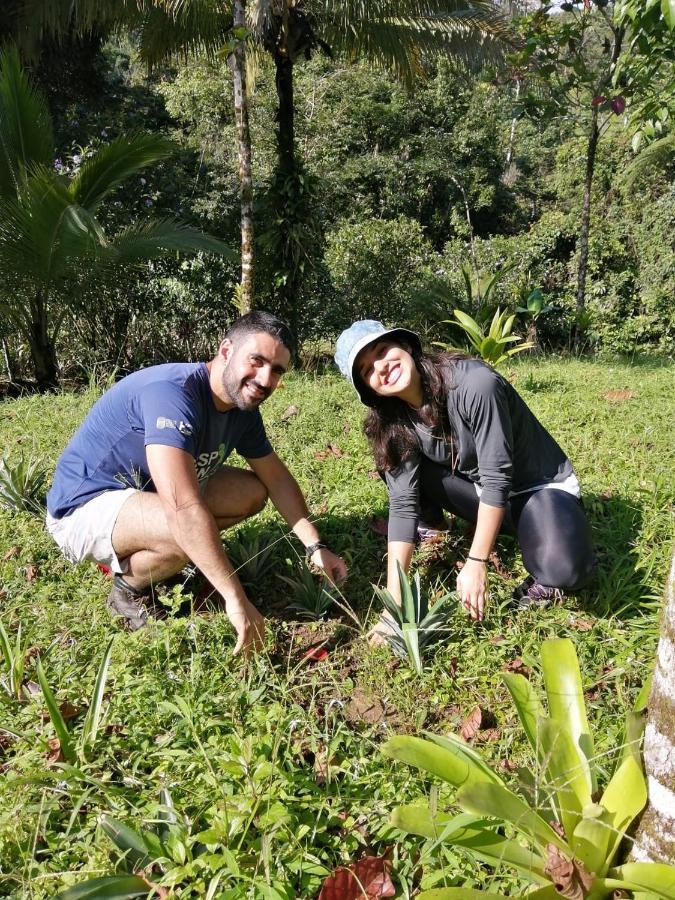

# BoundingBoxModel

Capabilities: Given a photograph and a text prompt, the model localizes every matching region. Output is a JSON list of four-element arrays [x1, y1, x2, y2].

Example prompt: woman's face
[[355, 339, 422, 406]]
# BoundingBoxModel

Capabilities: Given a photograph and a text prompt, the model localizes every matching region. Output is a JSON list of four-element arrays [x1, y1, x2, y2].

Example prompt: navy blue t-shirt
[[47, 362, 272, 518]]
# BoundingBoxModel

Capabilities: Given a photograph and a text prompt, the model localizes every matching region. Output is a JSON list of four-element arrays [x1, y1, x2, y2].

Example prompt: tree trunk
[[274, 48, 295, 178], [631, 554, 675, 863], [228, 0, 254, 313], [27, 314, 58, 389], [573, 103, 599, 349]]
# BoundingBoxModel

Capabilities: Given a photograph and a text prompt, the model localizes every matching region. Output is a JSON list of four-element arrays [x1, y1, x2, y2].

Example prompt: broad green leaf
[[623, 672, 652, 766], [383, 734, 501, 789], [599, 754, 647, 866], [54, 875, 149, 899], [36, 657, 76, 764], [541, 639, 595, 793], [571, 813, 614, 877], [610, 862, 675, 898], [502, 673, 544, 757], [424, 732, 505, 786], [81, 638, 114, 754], [100, 816, 152, 868], [539, 716, 591, 838], [457, 782, 569, 853], [393, 806, 549, 884], [397, 561, 416, 624], [452, 309, 483, 343], [662, 0, 675, 30]]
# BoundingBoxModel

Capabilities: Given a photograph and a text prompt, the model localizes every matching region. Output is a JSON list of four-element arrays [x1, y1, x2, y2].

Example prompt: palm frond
[[620, 133, 675, 192], [104, 219, 236, 264], [19, 0, 142, 44], [0, 45, 54, 200], [69, 132, 175, 211], [138, 1, 233, 66]]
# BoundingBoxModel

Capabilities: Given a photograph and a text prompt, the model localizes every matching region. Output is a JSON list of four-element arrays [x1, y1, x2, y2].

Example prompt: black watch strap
[[305, 541, 327, 558]]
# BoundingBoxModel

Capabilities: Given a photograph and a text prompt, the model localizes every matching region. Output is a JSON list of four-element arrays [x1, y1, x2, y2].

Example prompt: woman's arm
[[456, 501, 504, 621], [386, 540, 415, 603]]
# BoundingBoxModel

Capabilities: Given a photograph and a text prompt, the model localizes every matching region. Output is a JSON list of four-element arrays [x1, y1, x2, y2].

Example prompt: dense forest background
[[0, 1, 673, 384]]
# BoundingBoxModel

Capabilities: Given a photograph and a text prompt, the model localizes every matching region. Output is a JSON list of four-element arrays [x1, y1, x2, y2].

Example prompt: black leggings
[[418, 459, 596, 590]]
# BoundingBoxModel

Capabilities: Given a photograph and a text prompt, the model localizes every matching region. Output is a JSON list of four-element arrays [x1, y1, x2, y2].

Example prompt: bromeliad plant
[[280, 560, 336, 620], [0, 454, 46, 514], [440, 307, 533, 368], [0, 617, 29, 700], [374, 563, 454, 675], [225, 531, 278, 588], [383, 638, 675, 899]]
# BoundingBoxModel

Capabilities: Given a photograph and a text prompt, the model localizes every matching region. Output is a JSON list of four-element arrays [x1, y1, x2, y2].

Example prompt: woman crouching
[[335, 320, 596, 636]]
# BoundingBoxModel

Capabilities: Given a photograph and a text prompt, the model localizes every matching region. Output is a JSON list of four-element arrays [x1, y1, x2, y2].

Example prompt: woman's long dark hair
[[362, 344, 467, 471]]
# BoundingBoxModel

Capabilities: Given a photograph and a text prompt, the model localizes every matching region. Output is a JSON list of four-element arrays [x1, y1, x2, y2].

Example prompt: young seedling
[[225, 532, 277, 587], [0, 618, 27, 701], [384, 638, 675, 898], [0, 454, 46, 514], [37, 638, 115, 764], [280, 561, 336, 620], [373, 562, 454, 675]]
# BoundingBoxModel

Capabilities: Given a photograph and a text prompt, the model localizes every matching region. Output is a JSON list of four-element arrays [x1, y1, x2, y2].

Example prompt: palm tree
[[17, 0, 513, 333], [0, 46, 232, 388]]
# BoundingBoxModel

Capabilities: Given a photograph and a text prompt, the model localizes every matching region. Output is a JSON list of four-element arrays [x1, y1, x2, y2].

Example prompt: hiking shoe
[[511, 575, 565, 610], [416, 517, 451, 543], [106, 575, 164, 631]]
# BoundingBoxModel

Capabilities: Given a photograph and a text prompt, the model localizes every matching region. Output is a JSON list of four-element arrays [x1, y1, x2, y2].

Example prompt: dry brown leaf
[[367, 516, 388, 537], [459, 706, 483, 741], [602, 389, 635, 403], [499, 758, 518, 771], [318, 854, 395, 899], [503, 657, 532, 676], [544, 843, 593, 899], [281, 404, 299, 421], [59, 701, 79, 722], [367, 470, 381, 480], [45, 737, 64, 765], [569, 616, 594, 632], [25, 565, 39, 582], [476, 727, 501, 743], [3, 546, 19, 561]]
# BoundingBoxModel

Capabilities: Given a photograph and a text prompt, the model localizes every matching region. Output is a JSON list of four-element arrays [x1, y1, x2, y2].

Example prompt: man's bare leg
[[111, 466, 268, 591]]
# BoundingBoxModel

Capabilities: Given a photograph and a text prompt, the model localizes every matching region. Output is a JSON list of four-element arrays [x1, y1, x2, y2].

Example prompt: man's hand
[[225, 596, 266, 656], [310, 548, 347, 584], [457, 559, 488, 622]]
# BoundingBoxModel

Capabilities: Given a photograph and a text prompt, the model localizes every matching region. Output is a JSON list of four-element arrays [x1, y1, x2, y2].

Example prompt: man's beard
[[221, 367, 270, 410]]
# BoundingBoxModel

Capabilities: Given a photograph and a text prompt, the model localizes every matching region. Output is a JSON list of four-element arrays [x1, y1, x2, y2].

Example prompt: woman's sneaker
[[512, 575, 564, 610], [416, 517, 451, 543]]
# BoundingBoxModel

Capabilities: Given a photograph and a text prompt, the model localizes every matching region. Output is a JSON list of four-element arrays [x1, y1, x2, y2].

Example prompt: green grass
[[0, 355, 673, 897]]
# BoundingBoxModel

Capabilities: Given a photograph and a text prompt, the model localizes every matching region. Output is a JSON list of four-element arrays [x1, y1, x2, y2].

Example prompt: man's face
[[220, 331, 290, 411]]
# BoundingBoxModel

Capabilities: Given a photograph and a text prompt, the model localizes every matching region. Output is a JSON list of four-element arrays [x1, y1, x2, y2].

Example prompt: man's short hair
[[225, 311, 295, 357]]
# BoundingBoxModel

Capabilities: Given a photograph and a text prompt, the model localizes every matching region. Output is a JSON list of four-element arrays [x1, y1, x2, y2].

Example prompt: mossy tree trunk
[[632, 553, 675, 862]]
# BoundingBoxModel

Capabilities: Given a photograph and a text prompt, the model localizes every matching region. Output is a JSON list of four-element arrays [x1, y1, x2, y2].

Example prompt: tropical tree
[[19, 0, 513, 338], [0, 46, 231, 388]]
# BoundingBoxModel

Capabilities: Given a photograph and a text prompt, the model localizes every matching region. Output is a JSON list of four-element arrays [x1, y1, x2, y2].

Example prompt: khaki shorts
[[46, 488, 138, 574]]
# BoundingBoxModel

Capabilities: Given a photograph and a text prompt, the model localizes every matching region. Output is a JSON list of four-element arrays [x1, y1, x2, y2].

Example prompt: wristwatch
[[305, 541, 327, 559]]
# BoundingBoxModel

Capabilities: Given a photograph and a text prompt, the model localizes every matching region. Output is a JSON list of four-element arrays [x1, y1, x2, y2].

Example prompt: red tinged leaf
[[318, 854, 395, 899], [591, 95, 607, 107], [303, 645, 330, 662], [460, 706, 483, 741], [611, 95, 626, 115]]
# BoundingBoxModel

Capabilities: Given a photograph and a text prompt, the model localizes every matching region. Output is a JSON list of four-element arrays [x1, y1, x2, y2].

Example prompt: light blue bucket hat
[[334, 319, 422, 405]]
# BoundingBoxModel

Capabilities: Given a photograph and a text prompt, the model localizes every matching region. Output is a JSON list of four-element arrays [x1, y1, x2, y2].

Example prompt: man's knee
[[245, 474, 268, 517]]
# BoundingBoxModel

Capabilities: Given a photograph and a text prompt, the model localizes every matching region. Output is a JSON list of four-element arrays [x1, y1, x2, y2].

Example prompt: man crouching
[[45, 311, 346, 654]]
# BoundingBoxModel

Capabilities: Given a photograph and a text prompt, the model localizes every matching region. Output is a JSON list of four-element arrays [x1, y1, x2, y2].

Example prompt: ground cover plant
[[0, 355, 673, 897]]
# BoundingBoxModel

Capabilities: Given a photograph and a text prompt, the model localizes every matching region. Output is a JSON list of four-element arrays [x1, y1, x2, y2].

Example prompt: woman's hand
[[457, 558, 488, 622]]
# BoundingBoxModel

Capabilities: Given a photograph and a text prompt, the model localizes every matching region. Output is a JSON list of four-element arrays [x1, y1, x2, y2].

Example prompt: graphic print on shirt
[[195, 443, 227, 482]]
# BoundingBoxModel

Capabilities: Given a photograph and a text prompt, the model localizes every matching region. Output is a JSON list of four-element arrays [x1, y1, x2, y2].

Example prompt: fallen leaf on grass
[[45, 738, 64, 765], [3, 546, 19, 561], [569, 616, 594, 632], [367, 516, 388, 537], [602, 389, 635, 403], [24, 680, 40, 696], [488, 551, 511, 580], [25, 565, 39, 582], [499, 758, 518, 771], [281, 404, 299, 421], [503, 657, 531, 676], [367, 470, 381, 480], [315, 444, 344, 460], [318, 854, 395, 899], [314, 747, 338, 785], [459, 706, 498, 742], [489, 634, 506, 645]]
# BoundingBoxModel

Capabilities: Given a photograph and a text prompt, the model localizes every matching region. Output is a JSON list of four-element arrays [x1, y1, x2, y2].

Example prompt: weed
[[0, 454, 46, 514]]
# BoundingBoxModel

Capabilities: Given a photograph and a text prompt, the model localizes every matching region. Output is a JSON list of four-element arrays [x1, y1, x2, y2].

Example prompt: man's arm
[[246, 451, 347, 583], [145, 443, 264, 655]]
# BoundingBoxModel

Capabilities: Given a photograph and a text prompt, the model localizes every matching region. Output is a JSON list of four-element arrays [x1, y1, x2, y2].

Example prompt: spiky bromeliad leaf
[[36, 656, 76, 764], [383, 733, 503, 790], [81, 638, 115, 754], [54, 874, 150, 899]]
